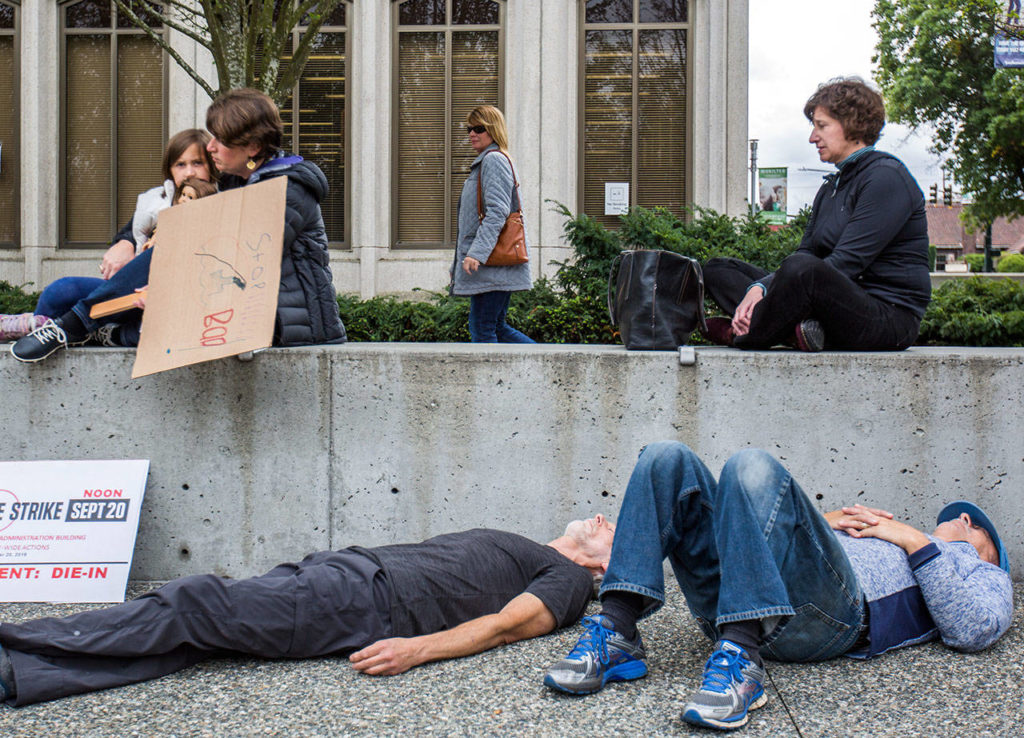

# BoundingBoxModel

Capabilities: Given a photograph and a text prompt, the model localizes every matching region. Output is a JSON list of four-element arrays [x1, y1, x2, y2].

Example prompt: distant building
[[926, 205, 1024, 260]]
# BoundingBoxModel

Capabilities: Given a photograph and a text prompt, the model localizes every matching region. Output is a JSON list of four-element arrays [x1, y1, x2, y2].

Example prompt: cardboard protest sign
[[132, 177, 286, 378], [0, 460, 149, 603]]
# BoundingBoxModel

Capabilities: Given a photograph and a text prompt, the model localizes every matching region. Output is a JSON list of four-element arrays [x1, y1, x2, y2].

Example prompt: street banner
[[132, 177, 286, 378], [758, 167, 788, 225], [995, 4, 1024, 68], [0, 460, 150, 603]]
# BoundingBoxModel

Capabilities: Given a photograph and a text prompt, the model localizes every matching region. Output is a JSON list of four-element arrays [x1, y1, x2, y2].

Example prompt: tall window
[[393, 0, 502, 248], [62, 0, 164, 247], [581, 0, 688, 228], [278, 4, 348, 246], [0, 1, 17, 247]]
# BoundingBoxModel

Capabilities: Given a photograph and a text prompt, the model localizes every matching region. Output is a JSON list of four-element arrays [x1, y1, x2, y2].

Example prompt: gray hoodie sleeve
[[911, 540, 1013, 652], [466, 153, 514, 264]]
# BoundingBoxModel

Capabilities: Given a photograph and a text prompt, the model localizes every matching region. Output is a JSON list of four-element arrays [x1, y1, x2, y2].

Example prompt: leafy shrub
[[928, 244, 937, 271], [996, 253, 1024, 273], [918, 277, 1024, 346], [964, 253, 985, 272], [338, 292, 471, 342], [0, 281, 41, 314]]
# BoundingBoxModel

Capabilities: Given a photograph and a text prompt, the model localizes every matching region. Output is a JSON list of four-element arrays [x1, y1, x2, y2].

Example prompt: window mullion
[[292, 29, 299, 153], [109, 18, 118, 232], [631, 26, 639, 208], [444, 26, 452, 245]]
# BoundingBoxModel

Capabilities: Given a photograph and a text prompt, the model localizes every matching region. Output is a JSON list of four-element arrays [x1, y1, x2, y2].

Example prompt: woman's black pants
[[703, 253, 920, 350]]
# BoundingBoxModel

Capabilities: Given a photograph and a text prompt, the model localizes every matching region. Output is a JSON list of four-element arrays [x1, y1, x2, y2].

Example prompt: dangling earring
[[246, 158, 257, 171]]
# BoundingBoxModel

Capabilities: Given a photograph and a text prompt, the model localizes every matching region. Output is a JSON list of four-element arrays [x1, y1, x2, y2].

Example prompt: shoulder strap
[[477, 151, 521, 223]]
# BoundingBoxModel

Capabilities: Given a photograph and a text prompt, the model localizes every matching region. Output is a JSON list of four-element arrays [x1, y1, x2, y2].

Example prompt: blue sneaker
[[543, 614, 647, 695], [681, 640, 767, 730]]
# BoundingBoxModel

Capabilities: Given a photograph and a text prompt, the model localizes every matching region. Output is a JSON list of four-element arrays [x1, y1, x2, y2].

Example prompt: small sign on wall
[[0, 460, 149, 603], [605, 182, 629, 215]]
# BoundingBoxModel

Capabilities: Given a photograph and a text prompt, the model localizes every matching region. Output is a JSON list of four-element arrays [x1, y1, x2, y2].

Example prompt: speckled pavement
[[1, 583, 1021, 737]]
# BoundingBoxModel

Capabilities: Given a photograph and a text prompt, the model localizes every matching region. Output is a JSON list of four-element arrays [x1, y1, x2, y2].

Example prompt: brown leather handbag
[[476, 151, 529, 267]]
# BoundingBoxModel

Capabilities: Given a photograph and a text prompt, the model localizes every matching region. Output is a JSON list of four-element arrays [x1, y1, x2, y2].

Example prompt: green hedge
[[996, 253, 1024, 273], [965, 253, 986, 272], [6, 207, 1024, 347], [918, 277, 1024, 346], [0, 281, 41, 314]]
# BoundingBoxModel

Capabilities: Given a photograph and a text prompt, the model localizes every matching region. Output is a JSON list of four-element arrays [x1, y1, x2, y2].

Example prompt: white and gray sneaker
[[681, 640, 767, 730], [89, 324, 119, 347], [543, 614, 647, 694]]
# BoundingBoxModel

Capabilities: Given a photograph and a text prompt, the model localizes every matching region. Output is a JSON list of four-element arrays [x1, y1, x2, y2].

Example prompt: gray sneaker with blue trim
[[543, 614, 647, 694], [681, 640, 767, 730]]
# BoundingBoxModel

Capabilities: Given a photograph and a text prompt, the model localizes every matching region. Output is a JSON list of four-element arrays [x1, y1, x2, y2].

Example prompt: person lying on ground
[[0, 516, 615, 706], [544, 441, 1012, 732]]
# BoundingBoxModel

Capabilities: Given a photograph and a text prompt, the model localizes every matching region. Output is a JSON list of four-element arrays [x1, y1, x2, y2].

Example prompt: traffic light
[[929, 184, 938, 205], [944, 185, 953, 206]]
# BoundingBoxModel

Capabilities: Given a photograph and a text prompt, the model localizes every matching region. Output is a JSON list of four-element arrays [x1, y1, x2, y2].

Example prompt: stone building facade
[[0, 0, 748, 297]]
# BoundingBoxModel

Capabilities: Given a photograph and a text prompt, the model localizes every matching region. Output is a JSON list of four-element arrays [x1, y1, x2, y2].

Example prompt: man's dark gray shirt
[[353, 529, 594, 638]]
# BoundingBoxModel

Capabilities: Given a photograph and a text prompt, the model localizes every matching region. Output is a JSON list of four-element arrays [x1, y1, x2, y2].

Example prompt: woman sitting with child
[[10, 88, 345, 362]]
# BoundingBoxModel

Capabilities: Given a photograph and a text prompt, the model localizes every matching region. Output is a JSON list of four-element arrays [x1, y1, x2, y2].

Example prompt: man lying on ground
[[0, 516, 614, 706], [544, 442, 1012, 732]]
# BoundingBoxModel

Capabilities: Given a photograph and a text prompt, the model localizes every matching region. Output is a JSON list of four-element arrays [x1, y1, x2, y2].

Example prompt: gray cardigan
[[450, 145, 532, 296]]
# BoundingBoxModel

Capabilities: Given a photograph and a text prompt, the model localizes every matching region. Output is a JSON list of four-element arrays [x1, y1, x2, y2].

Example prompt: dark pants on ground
[[0, 550, 391, 706], [703, 254, 920, 350]]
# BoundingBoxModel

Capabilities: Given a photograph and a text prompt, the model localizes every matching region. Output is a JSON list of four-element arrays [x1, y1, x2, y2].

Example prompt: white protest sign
[[0, 460, 149, 603]]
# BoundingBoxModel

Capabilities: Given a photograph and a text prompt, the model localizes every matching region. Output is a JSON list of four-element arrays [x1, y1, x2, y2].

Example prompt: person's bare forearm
[[349, 593, 556, 675]]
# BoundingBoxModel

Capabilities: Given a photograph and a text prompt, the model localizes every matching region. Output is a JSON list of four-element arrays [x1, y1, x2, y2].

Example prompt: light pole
[[749, 139, 759, 217]]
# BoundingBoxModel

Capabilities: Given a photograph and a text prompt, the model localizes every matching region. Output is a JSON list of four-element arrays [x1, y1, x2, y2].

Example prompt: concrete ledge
[[930, 271, 1024, 288], [2, 345, 1021, 581]]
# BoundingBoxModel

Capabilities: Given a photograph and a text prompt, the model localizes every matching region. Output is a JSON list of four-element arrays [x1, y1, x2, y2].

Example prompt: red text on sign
[[200, 309, 235, 347], [83, 489, 123, 498], [51, 566, 108, 579]]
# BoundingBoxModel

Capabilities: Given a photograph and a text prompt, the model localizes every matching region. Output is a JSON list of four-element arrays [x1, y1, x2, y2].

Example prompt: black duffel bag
[[607, 249, 707, 350]]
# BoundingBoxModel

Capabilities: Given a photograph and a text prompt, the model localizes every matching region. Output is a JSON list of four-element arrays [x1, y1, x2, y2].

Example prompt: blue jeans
[[468, 291, 535, 343], [35, 249, 151, 345], [35, 277, 104, 319], [602, 441, 863, 662]]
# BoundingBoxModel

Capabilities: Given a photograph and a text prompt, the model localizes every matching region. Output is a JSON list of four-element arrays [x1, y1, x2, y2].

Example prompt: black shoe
[[794, 319, 825, 352], [10, 320, 71, 362]]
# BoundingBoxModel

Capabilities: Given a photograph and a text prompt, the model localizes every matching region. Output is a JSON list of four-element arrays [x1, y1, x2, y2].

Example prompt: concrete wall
[[1, 345, 1021, 581]]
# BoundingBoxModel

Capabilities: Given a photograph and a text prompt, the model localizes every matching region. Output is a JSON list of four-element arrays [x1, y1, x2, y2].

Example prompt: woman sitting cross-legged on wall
[[703, 77, 931, 352]]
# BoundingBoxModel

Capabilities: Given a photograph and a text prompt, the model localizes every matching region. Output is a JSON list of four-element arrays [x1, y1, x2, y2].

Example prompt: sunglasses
[[466, 125, 487, 134]]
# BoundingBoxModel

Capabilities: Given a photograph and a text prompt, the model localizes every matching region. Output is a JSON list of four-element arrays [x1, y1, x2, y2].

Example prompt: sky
[[748, 0, 945, 215]]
